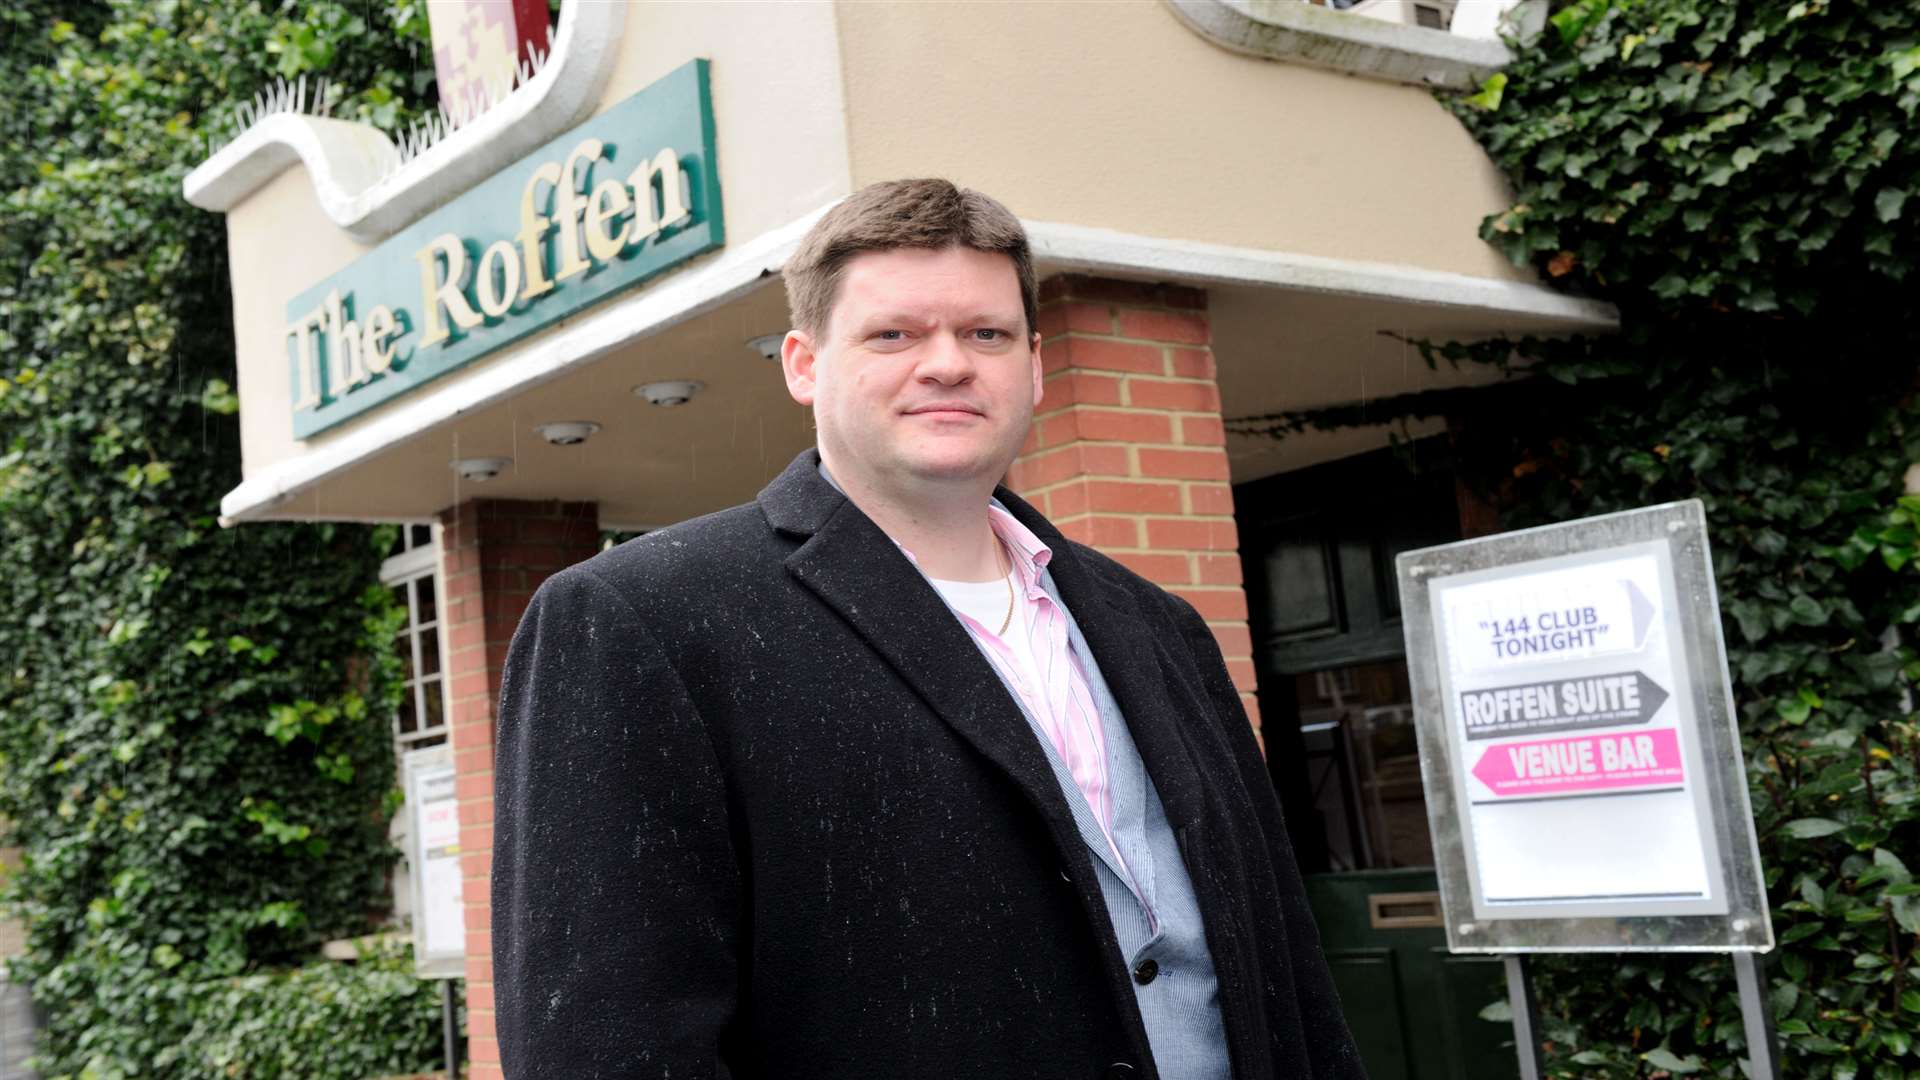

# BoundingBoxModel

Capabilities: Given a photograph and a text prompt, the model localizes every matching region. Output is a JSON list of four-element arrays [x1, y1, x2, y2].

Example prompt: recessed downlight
[[634, 380, 704, 407]]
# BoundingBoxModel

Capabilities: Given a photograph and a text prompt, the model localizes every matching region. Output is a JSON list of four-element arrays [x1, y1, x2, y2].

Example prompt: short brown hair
[[784, 178, 1037, 339]]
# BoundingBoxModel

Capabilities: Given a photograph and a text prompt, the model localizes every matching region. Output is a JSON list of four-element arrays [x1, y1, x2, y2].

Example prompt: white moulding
[[183, 1, 625, 243], [216, 205, 832, 526], [1026, 219, 1619, 329], [219, 206, 1614, 526], [1165, 0, 1513, 89]]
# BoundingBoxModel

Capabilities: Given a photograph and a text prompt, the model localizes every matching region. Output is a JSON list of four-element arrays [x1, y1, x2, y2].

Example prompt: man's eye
[[875, 330, 905, 342], [971, 329, 1005, 341]]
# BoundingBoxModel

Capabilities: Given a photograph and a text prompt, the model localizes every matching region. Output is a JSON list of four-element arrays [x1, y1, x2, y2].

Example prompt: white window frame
[[379, 523, 451, 754]]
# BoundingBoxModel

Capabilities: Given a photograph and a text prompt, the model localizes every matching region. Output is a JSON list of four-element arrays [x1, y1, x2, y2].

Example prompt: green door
[[1236, 445, 1512, 1080]]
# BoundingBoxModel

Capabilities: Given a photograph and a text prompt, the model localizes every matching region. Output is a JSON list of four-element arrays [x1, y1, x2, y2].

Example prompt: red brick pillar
[[437, 499, 600, 1079], [1009, 275, 1263, 746]]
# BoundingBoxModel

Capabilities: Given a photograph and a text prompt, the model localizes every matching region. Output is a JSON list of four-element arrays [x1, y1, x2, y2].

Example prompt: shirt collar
[[816, 458, 1052, 582]]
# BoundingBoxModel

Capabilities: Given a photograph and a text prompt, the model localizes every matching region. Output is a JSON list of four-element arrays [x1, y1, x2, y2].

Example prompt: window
[[381, 524, 448, 752]]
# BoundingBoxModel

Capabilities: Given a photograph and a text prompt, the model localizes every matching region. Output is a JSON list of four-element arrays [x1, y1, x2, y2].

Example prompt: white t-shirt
[[928, 572, 1046, 699]]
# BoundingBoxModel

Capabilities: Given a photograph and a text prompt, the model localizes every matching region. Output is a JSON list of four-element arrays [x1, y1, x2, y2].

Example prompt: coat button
[[1104, 1063, 1137, 1079], [1132, 958, 1159, 985]]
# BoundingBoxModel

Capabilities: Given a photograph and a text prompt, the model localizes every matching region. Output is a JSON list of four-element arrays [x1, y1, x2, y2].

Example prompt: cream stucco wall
[[225, 167, 378, 478], [211, 0, 1589, 522], [219, 2, 852, 481], [834, 0, 1527, 283]]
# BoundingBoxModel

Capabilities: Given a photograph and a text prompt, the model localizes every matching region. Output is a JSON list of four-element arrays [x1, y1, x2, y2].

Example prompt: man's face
[[782, 245, 1043, 499]]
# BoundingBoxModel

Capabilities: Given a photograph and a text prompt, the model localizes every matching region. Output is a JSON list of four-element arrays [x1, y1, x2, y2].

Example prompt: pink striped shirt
[[909, 507, 1152, 924]]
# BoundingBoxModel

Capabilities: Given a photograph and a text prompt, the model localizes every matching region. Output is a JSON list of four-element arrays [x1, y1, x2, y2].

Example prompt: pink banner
[[1470, 727, 1683, 797]]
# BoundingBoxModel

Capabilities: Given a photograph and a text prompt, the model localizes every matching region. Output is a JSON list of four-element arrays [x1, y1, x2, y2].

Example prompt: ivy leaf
[[1644, 1047, 1703, 1073], [1465, 73, 1508, 112], [1784, 818, 1846, 839], [1550, 0, 1612, 49]]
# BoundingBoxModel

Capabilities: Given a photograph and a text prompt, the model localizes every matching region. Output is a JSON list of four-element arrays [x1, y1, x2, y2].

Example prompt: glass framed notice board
[[1396, 500, 1773, 953]]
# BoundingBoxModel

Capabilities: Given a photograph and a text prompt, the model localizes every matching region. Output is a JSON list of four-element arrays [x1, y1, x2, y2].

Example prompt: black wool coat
[[492, 449, 1365, 1080]]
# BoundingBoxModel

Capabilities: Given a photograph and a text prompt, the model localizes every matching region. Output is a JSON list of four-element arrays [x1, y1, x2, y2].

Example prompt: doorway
[[1236, 442, 1512, 1080]]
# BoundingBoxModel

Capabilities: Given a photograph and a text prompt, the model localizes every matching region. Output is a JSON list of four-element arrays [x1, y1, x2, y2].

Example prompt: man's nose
[[914, 332, 977, 384]]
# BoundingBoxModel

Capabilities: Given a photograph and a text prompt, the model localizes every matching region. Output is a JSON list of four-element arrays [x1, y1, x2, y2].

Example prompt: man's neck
[[820, 455, 1004, 582]]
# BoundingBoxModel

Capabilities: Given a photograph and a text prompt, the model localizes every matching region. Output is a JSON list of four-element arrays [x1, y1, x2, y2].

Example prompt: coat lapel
[[758, 453, 1083, 847]]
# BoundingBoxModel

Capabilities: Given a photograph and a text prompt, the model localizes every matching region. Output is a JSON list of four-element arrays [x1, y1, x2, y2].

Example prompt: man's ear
[[782, 329, 819, 406], [1029, 332, 1045, 407]]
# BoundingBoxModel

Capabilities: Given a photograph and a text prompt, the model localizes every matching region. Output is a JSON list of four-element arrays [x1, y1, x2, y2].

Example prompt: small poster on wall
[[405, 746, 467, 979]]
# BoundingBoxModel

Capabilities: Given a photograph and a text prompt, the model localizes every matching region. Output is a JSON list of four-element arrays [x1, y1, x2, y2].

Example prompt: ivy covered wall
[[1, 2, 451, 1076], [1259, 1, 1920, 1075]]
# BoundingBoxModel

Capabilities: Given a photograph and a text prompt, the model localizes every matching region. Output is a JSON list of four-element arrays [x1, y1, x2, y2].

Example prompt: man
[[493, 179, 1363, 1079]]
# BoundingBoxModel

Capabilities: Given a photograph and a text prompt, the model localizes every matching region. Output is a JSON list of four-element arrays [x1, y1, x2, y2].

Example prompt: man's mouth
[[904, 403, 985, 418]]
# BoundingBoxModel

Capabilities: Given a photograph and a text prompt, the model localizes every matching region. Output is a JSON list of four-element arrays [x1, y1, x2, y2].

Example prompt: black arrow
[[1459, 670, 1671, 741]]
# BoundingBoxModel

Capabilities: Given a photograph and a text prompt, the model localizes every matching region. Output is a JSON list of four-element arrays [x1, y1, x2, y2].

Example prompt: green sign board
[[285, 59, 723, 438]]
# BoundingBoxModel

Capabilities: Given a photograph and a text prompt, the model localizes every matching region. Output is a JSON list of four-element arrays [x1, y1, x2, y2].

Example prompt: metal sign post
[[1503, 955, 1547, 1080], [1733, 952, 1784, 1078], [1395, 501, 1777, 1079]]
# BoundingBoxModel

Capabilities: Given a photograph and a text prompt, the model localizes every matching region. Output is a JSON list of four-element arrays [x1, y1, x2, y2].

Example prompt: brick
[[454, 745, 493, 776], [1082, 515, 1141, 547], [467, 983, 496, 1013], [1042, 369, 1123, 407], [470, 1063, 505, 1080], [444, 646, 490, 682], [447, 620, 485, 654], [466, 927, 492, 955], [1126, 378, 1220, 413], [1210, 623, 1253, 658], [450, 670, 493, 701], [1195, 553, 1245, 586], [1068, 408, 1174, 445], [1085, 479, 1184, 515], [1187, 483, 1236, 515], [455, 772, 493, 800], [1056, 516, 1095, 544], [1117, 308, 1209, 345], [1049, 480, 1090, 518], [460, 823, 494, 851], [1110, 551, 1192, 585], [1057, 338, 1165, 375], [1171, 587, 1250, 621], [467, 1009, 498, 1039], [1009, 447, 1080, 492], [442, 568, 482, 598], [1082, 444, 1131, 477], [516, 517, 598, 548], [1044, 275, 1208, 310], [456, 791, 493, 819], [1225, 657, 1258, 693], [1036, 304, 1069, 341], [1035, 412, 1079, 451], [1145, 517, 1239, 551], [1139, 448, 1230, 482], [466, 1022, 499, 1060], [462, 850, 494, 882], [1169, 347, 1216, 379], [1036, 301, 1113, 338], [1180, 415, 1226, 446]]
